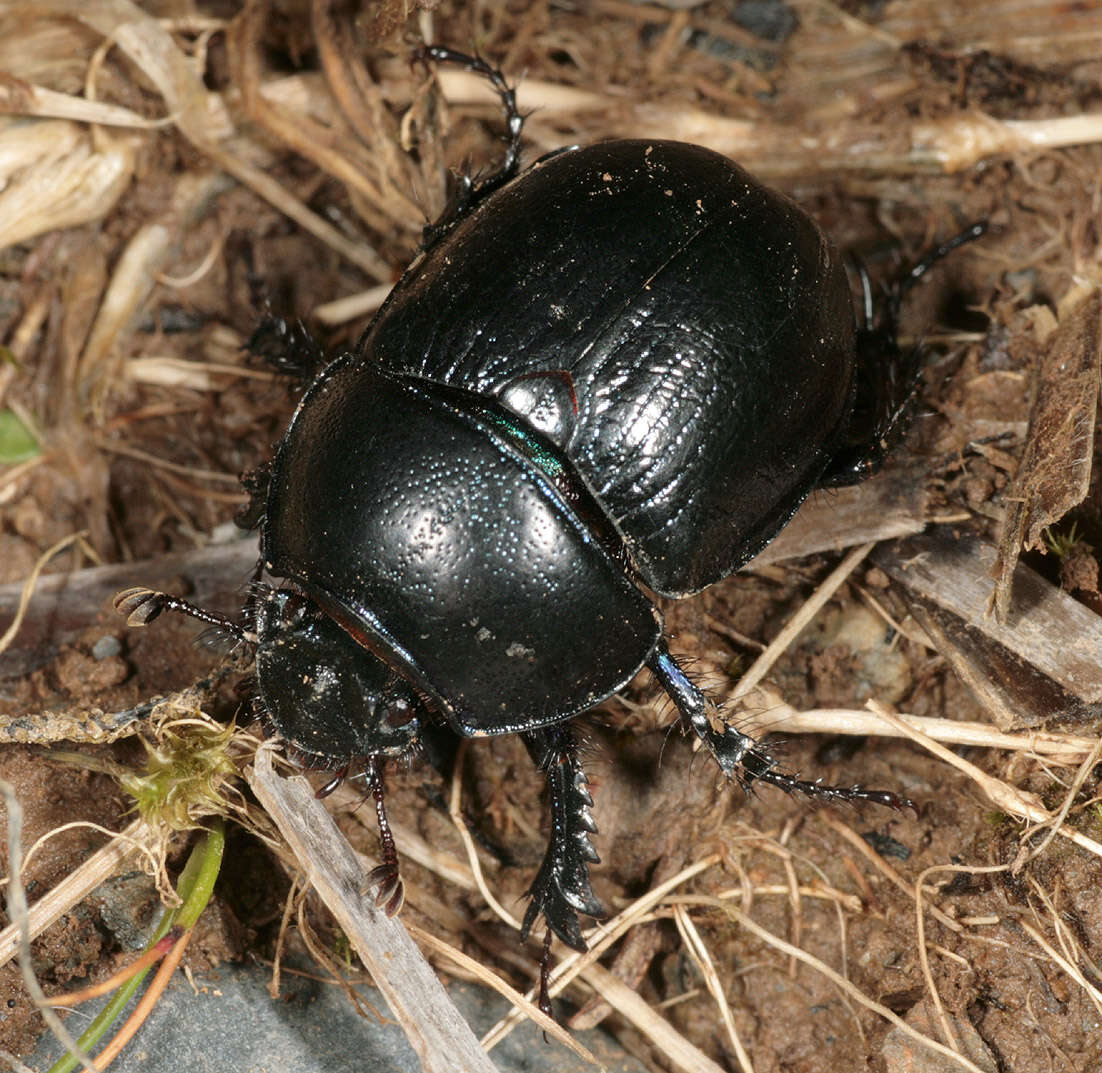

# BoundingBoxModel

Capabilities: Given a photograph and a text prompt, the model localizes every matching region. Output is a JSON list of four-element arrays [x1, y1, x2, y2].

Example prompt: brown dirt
[[2, 2, 1102, 1072]]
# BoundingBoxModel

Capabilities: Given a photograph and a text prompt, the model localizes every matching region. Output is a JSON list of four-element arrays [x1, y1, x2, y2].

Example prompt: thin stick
[[447, 745, 523, 932], [248, 745, 499, 1073], [913, 865, 1009, 1052], [0, 533, 85, 655], [732, 543, 874, 700], [2, 821, 159, 891], [1021, 903, 1102, 1019], [92, 439, 242, 484], [481, 854, 721, 1049], [0, 819, 151, 969], [405, 923, 597, 1067], [581, 962, 729, 1073], [1019, 919, 1102, 1011], [0, 780, 101, 1073]]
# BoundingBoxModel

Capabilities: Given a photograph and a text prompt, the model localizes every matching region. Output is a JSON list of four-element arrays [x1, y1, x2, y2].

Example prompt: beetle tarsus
[[360, 757, 405, 916], [648, 640, 909, 808], [520, 726, 603, 952], [753, 768, 914, 812], [419, 46, 525, 248], [537, 926, 555, 1024]]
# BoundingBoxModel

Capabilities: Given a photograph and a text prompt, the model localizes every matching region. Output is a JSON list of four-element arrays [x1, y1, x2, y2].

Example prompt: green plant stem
[[46, 820, 226, 1073]]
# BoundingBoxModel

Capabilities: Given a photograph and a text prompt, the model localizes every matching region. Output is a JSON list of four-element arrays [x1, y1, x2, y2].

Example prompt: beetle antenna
[[876, 220, 988, 344], [891, 220, 988, 314], [113, 587, 255, 645], [825, 220, 987, 489]]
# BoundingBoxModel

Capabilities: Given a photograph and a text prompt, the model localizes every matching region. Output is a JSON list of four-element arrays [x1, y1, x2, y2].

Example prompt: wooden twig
[[874, 531, 1102, 706], [247, 744, 499, 1073]]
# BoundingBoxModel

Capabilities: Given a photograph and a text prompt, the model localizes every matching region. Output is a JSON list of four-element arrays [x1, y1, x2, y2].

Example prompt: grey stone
[[29, 959, 649, 1073]]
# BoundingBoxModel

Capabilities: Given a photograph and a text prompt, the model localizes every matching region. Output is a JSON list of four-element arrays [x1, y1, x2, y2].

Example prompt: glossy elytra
[[116, 48, 982, 1008]]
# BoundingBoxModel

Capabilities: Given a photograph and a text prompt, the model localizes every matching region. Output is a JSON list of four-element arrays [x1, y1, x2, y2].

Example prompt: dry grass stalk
[[439, 749, 734, 1071], [1023, 877, 1102, 1020], [867, 700, 1102, 861], [480, 857, 720, 1050], [0, 532, 86, 656], [0, 779, 102, 1073], [312, 283, 394, 326], [741, 687, 1100, 764], [672, 905, 754, 1073], [0, 817, 150, 970], [125, 357, 279, 391], [714, 898, 990, 1073], [817, 812, 962, 934], [1019, 920, 1102, 1019], [447, 743, 523, 932], [1013, 738, 1102, 869], [0, 118, 136, 249], [75, 171, 229, 419], [732, 542, 874, 700], [912, 863, 1009, 1053], [403, 922, 597, 1067], [437, 68, 1102, 177], [0, 80, 167, 128]]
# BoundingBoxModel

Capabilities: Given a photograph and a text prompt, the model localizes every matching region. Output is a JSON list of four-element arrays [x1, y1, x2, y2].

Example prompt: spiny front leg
[[520, 725, 604, 954], [646, 639, 913, 810]]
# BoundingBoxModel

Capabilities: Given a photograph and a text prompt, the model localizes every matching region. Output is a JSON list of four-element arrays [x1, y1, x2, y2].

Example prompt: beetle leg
[[359, 756, 405, 917], [245, 312, 328, 383], [315, 763, 349, 800], [520, 725, 604, 953], [647, 640, 765, 781], [821, 221, 987, 487], [419, 46, 525, 248], [647, 640, 914, 811]]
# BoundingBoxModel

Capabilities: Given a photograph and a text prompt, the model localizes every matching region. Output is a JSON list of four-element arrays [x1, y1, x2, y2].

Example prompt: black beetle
[[117, 49, 980, 986]]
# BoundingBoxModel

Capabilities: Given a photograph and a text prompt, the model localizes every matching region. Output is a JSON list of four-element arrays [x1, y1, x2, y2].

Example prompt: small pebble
[[92, 635, 122, 661]]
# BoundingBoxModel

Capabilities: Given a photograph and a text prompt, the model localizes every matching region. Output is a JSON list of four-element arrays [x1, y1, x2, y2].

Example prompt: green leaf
[[0, 409, 39, 463]]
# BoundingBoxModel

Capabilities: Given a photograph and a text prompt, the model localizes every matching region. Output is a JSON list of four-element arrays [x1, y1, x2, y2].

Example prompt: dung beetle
[[116, 49, 982, 988]]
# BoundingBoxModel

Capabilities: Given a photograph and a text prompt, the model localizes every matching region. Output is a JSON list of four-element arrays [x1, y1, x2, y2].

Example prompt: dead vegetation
[[1, 1, 1102, 1071]]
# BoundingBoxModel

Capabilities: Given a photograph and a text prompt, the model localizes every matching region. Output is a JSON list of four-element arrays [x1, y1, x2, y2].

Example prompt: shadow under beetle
[[116, 48, 982, 1006]]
